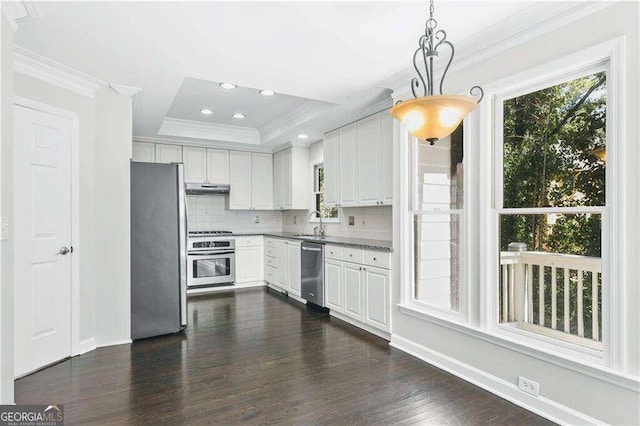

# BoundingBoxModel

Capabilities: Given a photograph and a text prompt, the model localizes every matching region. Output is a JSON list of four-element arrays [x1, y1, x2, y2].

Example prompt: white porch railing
[[499, 244, 602, 350]]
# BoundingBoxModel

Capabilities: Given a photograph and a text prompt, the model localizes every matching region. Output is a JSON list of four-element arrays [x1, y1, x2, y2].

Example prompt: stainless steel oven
[[187, 233, 235, 287]]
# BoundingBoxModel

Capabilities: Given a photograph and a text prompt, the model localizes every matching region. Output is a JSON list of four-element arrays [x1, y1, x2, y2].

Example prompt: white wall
[[282, 140, 393, 241], [391, 3, 640, 424], [93, 88, 132, 347], [0, 12, 15, 405]]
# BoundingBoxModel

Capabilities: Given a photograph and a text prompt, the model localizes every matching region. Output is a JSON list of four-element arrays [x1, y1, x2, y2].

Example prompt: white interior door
[[14, 104, 73, 377]]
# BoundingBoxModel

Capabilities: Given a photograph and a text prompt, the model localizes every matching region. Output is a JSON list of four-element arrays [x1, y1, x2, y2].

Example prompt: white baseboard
[[330, 310, 391, 341], [77, 338, 96, 355], [288, 293, 307, 305], [187, 281, 266, 295], [96, 339, 132, 348], [390, 334, 602, 425]]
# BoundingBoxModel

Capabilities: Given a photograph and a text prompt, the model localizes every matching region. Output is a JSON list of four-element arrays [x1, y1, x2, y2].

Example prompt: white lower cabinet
[[324, 244, 391, 335], [276, 240, 288, 289], [287, 241, 301, 296], [324, 259, 343, 311], [264, 238, 301, 297], [235, 237, 264, 283]]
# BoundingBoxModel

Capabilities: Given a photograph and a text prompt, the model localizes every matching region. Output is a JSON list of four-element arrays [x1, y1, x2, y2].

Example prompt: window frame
[[479, 40, 626, 368], [309, 161, 340, 223], [397, 37, 627, 374]]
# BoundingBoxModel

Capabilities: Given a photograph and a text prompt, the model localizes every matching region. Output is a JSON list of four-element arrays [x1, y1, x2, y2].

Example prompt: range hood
[[185, 183, 230, 194]]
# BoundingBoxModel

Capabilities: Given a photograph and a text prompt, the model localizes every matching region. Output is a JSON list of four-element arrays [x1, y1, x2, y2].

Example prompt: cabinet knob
[[373, 257, 377, 261], [349, 254, 353, 257], [359, 267, 362, 270]]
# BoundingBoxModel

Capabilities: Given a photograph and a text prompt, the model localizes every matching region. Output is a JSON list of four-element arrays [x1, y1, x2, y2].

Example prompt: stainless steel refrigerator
[[131, 161, 187, 340]]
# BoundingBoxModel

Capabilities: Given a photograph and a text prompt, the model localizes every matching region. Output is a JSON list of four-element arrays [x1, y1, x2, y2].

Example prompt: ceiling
[[13, 1, 584, 149]]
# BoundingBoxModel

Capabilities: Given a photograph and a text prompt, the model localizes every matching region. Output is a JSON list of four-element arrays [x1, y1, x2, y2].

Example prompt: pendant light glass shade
[[390, 95, 478, 142]]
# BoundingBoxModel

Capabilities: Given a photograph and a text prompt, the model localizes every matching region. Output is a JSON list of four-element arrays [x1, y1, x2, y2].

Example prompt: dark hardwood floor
[[16, 288, 553, 425]]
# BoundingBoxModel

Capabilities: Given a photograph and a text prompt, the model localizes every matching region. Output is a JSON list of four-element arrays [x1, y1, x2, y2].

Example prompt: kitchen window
[[310, 163, 339, 222]]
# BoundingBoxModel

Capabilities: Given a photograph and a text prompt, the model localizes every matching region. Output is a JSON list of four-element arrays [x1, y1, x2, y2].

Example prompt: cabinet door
[[251, 153, 273, 210], [287, 242, 301, 296], [229, 151, 252, 210], [323, 131, 340, 207], [206, 149, 229, 184], [183, 146, 207, 183], [379, 113, 394, 204], [132, 142, 155, 162], [276, 240, 289, 288], [236, 246, 263, 283], [325, 259, 343, 312], [282, 148, 292, 209], [273, 151, 284, 209], [343, 262, 364, 321], [155, 144, 183, 164], [357, 114, 381, 205], [364, 266, 390, 331], [339, 124, 358, 206]]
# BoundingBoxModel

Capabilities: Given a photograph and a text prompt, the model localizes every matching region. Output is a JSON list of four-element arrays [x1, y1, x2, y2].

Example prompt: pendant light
[[390, 0, 484, 144]]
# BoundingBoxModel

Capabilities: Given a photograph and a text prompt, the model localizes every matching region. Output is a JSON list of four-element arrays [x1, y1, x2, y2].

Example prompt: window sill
[[396, 303, 639, 392]]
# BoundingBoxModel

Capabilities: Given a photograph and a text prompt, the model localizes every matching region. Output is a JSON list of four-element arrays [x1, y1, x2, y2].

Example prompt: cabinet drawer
[[343, 247, 364, 264], [265, 266, 276, 283], [265, 247, 277, 258], [265, 256, 277, 268], [265, 238, 277, 248], [325, 245, 343, 260], [363, 250, 391, 269], [236, 236, 262, 247]]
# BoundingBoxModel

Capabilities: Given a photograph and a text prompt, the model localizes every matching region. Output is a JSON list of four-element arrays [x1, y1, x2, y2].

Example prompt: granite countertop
[[233, 231, 393, 252]]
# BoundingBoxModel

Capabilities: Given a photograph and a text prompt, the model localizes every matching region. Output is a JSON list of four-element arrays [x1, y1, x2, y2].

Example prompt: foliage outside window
[[312, 164, 339, 221], [498, 70, 606, 350]]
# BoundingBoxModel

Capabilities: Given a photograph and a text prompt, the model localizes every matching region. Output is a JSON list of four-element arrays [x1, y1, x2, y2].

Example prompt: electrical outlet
[[348, 216, 355, 226], [254, 216, 260, 224], [362, 217, 366, 225], [293, 216, 297, 224], [1, 217, 8, 240], [518, 376, 539, 397]]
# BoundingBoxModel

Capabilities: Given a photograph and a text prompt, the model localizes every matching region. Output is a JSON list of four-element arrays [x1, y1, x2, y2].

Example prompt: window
[[496, 69, 607, 351], [311, 164, 339, 221], [411, 125, 464, 315]]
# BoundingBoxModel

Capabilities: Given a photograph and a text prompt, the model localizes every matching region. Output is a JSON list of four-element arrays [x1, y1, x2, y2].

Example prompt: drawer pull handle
[[373, 257, 377, 261]]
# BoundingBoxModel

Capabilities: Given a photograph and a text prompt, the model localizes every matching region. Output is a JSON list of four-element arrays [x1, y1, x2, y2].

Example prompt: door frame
[[13, 96, 82, 357]]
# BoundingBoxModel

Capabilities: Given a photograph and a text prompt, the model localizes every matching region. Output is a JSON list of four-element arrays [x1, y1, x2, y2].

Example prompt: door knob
[[58, 246, 72, 255]]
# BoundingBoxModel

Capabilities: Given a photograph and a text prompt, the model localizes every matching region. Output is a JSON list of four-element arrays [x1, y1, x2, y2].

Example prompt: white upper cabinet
[[132, 142, 155, 162], [155, 144, 183, 164], [251, 153, 273, 210], [323, 110, 394, 208], [357, 114, 381, 205], [323, 130, 340, 207], [183, 146, 207, 183], [206, 149, 229, 184], [339, 123, 358, 207], [272, 147, 310, 210], [229, 151, 252, 210]]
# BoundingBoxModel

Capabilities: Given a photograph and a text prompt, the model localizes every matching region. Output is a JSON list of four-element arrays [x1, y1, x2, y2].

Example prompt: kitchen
[[130, 101, 395, 341]]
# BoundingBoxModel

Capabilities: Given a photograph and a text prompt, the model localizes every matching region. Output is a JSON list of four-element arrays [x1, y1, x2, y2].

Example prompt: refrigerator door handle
[[177, 163, 188, 327]]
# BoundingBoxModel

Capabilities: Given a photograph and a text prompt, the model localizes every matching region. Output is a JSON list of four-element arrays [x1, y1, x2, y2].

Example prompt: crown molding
[[14, 46, 144, 100], [259, 100, 332, 144], [158, 117, 261, 145], [382, 1, 615, 96], [132, 136, 273, 153], [326, 97, 393, 133], [2, 1, 42, 32]]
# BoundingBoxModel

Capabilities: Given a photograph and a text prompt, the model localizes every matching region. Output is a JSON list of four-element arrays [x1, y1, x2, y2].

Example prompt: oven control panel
[[192, 241, 231, 249]]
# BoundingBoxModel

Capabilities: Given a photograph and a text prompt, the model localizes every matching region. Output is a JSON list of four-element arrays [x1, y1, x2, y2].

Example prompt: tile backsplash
[[186, 195, 283, 233], [282, 206, 392, 241]]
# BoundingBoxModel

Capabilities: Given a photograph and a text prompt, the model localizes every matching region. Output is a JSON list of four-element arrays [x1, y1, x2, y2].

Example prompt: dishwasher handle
[[302, 246, 322, 252]]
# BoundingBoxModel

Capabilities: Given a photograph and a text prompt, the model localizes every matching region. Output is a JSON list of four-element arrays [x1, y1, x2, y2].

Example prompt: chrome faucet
[[308, 210, 325, 238]]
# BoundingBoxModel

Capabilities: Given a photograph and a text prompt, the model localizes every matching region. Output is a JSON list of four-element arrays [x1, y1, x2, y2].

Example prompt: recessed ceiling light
[[233, 113, 246, 119], [297, 134, 309, 139], [200, 108, 214, 115], [259, 89, 275, 96], [219, 82, 237, 90]]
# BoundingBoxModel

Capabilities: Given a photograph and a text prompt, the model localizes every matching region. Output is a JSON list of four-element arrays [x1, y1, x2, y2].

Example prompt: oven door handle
[[189, 251, 235, 256]]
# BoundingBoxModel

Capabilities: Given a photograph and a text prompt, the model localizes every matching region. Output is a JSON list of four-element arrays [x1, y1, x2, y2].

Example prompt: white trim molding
[[132, 136, 273, 154], [109, 84, 142, 98], [326, 98, 393, 133], [1, 1, 42, 32], [77, 338, 96, 356], [390, 334, 605, 425], [158, 117, 261, 145], [259, 100, 332, 145]]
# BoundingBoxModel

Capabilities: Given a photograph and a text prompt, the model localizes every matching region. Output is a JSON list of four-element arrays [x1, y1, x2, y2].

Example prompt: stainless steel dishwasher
[[301, 242, 324, 307]]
